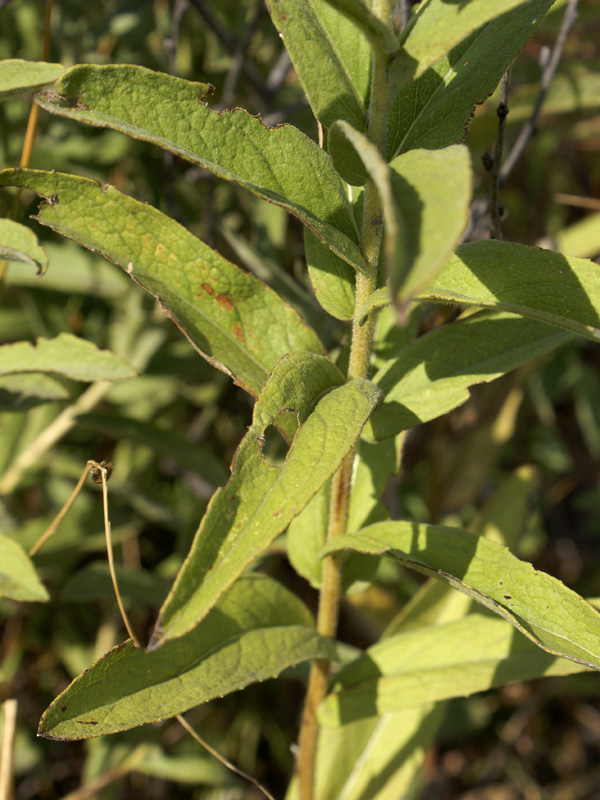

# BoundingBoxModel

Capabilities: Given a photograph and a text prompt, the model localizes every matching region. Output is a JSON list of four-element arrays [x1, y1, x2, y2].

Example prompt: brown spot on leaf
[[217, 293, 234, 310], [201, 283, 215, 295], [232, 324, 245, 343], [273, 508, 283, 517]]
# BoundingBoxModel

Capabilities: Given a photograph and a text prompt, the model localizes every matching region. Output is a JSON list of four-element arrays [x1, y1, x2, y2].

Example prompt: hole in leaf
[[261, 413, 294, 466]]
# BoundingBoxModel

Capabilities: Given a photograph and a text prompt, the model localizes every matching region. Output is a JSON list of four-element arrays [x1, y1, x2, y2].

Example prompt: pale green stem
[[296, 3, 394, 797]]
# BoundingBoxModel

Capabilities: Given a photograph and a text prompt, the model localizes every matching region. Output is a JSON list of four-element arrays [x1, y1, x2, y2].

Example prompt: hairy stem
[[296, 3, 393, 797]]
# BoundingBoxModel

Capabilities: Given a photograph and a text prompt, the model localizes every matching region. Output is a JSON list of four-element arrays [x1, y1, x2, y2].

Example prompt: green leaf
[[0, 219, 48, 274], [322, 0, 398, 52], [34, 64, 365, 271], [392, 0, 533, 85], [265, 0, 367, 129], [38, 574, 336, 740], [556, 211, 600, 260], [0, 168, 325, 398], [0, 333, 137, 382], [422, 241, 600, 343], [150, 352, 381, 649], [305, 229, 356, 320], [0, 373, 70, 411], [0, 59, 63, 99], [319, 611, 591, 726], [389, 145, 471, 303], [0, 532, 49, 602], [322, 521, 600, 668], [364, 310, 571, 441], [388, 0, 555, 158]]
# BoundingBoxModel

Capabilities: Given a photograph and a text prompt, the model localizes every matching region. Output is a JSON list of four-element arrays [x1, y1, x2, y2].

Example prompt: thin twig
[[500, 0, 579, 183], [486, 70, 510, 239], [220, 0, 264, 109], [29, 462, 91, 556], [176, 714, 277, 800], [57, 745, 149, 800], [0, 699, 18, 800]]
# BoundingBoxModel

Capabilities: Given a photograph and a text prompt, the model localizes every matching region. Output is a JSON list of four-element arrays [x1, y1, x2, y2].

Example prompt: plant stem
[[296, 3, 393, 797]]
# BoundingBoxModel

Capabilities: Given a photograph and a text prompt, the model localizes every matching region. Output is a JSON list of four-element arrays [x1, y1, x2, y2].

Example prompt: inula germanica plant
[[1, 1, 600, 798]]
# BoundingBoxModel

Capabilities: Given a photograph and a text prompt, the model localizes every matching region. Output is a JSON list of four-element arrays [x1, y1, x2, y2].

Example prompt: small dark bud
[[482, 152, 494, 172], [496, 102, 509, 119]]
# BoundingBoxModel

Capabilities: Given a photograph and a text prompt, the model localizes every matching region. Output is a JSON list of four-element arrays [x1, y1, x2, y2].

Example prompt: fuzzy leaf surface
[[0, 219, 48, 274], [421, 241, 600, 343], [388, 0, 555, 158], [322, 0, 399, 52], [364, 310, 570, 441], [150, 352, 381, 649], [34, 64, 364, 270], [39, 574, 335, 740], [322, 521, 600, 669], [0, 333, 136, 382], [266, 0, 366, 129], [0, 169, 324, 397], [0, 59, 63, 98], [319, 611, 590, 726], [0, 533, 49, 602]]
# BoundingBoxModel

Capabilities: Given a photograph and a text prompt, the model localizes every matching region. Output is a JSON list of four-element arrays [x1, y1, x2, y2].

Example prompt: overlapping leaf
[[0, 168, 325, 397], [39, 574, 335, 740], [149, 352, 381, 649], [319, 611, 591, 726], [322, 521, 600, 668], [0, 59, 63, 99], [364, 310, 571, 441], [0, 533, 49, 602], [33, 64, 364, 270], [420, 241, 600, 343], [0, 333, 136, 382]]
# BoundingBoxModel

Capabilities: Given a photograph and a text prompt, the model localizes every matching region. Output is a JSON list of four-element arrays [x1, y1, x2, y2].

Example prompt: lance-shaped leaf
[[388, 0, 555, 159], [39, 574, 336, 740], [420, 241, 600, 343], [0, 219, 48, 274], [34, 64, 364, 271], [0, 169, 325, 398], [0, 59, 63, 99], [0, 333, 136, 382], [266, 0, 367, 129], [319, 611, 591, 726], [149, 352, 381, 649], [0, 533, 49, 602], [392, 0, 534, 86], [322, 521, 600, 669], [364, 310, 571, 442]]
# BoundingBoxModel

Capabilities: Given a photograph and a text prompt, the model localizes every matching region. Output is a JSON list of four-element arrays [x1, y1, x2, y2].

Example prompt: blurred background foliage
[[0, 0, 600, 798]]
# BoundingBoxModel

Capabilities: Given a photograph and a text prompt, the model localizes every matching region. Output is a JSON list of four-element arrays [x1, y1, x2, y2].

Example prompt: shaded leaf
[[0, 219, 48, 274], [319, 611, 591, 726], [305, 229, 356, 320], [0, 168, 324, 397], [0, 532, 49, 602], [0, 373, 70, 410], [150, 352, 381, 649], [422, 241, 600, 343], [322, 521, 600, 668], [322, 0, 398, 52], [364, 310, 571, 441], [0, 333, 136, 382], [39, 574, 335, 740], [34, 64, 365, 271]]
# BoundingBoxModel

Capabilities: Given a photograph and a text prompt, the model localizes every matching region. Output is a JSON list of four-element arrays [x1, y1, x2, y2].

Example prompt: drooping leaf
[[392, 0, 534, 86], [0, 59, 63, 99], [0, 532, 49, 602], [388, 0, 555, 159], [319, 611, 591, 726], [39, 574, 336, 740], [0, 219, 48, 274], [33, 64, 365, 271], [364, 310, 571, 441], [149, 352, 381, 649], [322, 521, 600, 668], [0, 168, 325, 397], [0, 333, 136, 382], [265, 0, 367, 129], [421, 241, 600, 343]]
